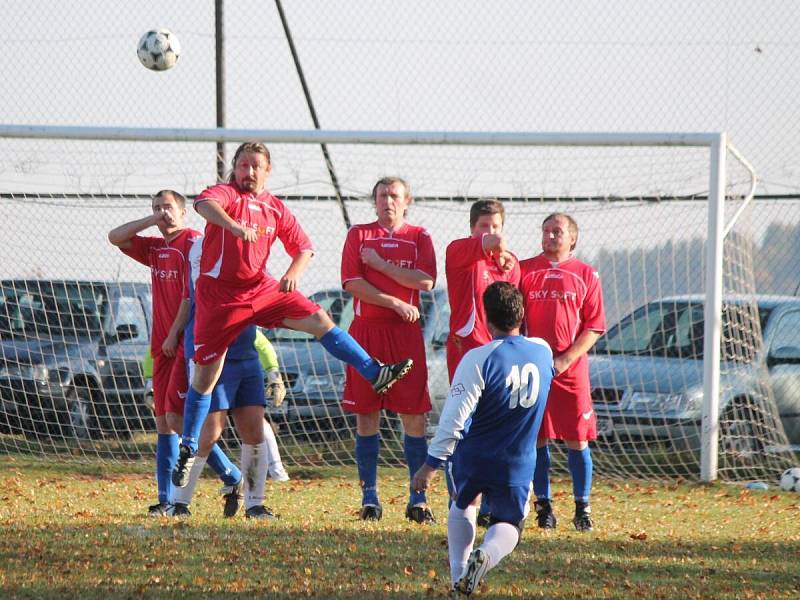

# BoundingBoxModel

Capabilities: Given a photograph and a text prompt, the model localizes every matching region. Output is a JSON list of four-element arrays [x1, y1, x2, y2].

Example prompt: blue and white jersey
[[184, 236, 258, 363], [426, 335, 554, 486]]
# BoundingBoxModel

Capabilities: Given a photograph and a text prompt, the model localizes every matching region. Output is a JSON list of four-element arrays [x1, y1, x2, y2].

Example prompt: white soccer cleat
[[455, 548, 490, 596], [269, 462, 290, 482]]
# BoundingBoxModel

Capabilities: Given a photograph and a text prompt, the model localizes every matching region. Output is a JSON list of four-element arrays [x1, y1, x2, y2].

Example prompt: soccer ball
[[779, 467, 800, 492], [137, 29, 181, 71]]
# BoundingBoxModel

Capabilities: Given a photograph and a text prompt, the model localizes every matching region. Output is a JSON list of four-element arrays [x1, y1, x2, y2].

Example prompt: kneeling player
[[412, 282, 554, 595]]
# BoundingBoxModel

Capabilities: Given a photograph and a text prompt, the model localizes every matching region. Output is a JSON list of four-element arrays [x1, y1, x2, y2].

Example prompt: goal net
[[0, 127, 795, 482]]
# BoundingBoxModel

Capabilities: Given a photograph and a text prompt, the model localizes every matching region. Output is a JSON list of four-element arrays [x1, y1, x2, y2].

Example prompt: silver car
[[590, 295, 800, 458]]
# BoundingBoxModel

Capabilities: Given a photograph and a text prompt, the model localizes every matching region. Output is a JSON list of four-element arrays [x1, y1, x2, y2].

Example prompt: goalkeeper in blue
[[412, 281, 554, 596]]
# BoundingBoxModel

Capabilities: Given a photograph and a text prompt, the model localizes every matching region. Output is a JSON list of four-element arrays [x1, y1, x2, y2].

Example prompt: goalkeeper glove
[[266, 369, 286, 407]]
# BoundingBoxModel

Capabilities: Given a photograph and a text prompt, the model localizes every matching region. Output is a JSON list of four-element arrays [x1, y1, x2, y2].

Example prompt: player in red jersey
[[174, 143, 413, 486], [340, 176, 437, 523], [108, 190, 200, 515], [518, 213, 606, 532], [445, 199, 520, 381]]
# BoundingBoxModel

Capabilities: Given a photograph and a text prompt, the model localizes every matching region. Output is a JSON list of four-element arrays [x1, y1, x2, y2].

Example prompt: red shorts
[[342, 318, 431, 415], [446, 334, 483, 383], [152, 343, 187, 417], [538, 361, 595, 442], [193, 275, 320, 365]]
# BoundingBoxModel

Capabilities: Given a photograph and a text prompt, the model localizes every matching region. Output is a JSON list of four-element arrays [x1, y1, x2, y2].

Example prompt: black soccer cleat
[[405, 503, 436, 524], [245, 505, 277, 520], [573, 502, 593, 532], [476, 512, 492, 528], [534, 499, 557, 529], [455, 548, 490, 596], [359, 504, 383, 521], [147, 502, 171, 517], [171, 444, 195, 488], [371, 359, 413, 394], [221, 481, 243, 518], [169, 503, 191, 517]]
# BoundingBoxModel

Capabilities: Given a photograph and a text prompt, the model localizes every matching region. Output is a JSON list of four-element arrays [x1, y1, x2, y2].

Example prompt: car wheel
[[68, 387, 100, 440], [720, 398, 765, 463]]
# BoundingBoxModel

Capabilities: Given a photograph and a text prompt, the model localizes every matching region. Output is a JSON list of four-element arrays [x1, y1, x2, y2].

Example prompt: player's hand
[[266, 369, 286, 407], [230, 223, 258, 242], [554, 355, 572, 376], [494, 251, 515, 272], [412, 464, 437, 493], [279, 273, 299, 293], [392, 300, 420, 322], [161, 333, 178, 357], [360, 248, 386, 271]]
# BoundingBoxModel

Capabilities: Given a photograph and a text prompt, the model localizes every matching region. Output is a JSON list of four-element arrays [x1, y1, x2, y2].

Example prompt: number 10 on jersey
[[506, 363, 540, 409]]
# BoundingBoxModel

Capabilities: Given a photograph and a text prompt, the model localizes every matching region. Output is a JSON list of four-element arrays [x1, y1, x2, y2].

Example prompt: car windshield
[[0, 280, 109, 340], [593, 300, 771, 363]]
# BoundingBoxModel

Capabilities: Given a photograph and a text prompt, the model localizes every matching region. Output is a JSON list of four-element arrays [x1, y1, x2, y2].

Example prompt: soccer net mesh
[[0, 131, 795, 482]]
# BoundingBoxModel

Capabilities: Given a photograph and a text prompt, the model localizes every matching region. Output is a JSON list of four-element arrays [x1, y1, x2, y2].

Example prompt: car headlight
[[303, 374, 344, 394], [622, 390, 703, 418]]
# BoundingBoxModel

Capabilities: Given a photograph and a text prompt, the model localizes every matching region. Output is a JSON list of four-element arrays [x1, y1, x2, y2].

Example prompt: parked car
[[590, 295, 800, 458], [265, 288, 451, 439], [0, 279, 153, 439]]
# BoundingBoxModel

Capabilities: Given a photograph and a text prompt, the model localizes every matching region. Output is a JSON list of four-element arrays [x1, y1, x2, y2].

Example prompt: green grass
[[0, 456, 799, 599]]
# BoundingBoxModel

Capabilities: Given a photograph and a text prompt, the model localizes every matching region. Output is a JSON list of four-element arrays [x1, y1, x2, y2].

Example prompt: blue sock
[[478, 495, 491, 516], [320, 327, 380, 381], [404, 434, 428, 505], [568, 447, 593, 503], [533, 444, 551, 500], [156, 432, 178, 504], [356, 433, 380, 506], [181, 387, 212, 454], [206, 444, 242, 487]]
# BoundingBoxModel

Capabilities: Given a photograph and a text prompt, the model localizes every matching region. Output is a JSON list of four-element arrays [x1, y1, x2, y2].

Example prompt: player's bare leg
[[283, 310, 413, 394], [400, 412, 436, 524]]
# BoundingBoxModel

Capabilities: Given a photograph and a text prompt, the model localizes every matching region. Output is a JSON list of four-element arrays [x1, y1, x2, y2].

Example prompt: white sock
[[448, 503, 477, 585], [240, 441, 269, 510], [262, 420, 287, 476], [480, 522, 520, 571], [172, 456, 207, 506]]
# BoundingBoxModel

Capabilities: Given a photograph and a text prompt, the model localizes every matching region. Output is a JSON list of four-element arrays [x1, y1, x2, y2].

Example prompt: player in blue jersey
[[412, 282, 554, 596]]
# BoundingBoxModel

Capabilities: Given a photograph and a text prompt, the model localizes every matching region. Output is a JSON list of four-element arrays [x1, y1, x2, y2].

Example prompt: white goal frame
[[0, 124, 757, 481]]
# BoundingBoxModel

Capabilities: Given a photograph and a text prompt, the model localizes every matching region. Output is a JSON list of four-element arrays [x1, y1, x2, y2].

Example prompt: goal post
[[0, 124, 793, 482]]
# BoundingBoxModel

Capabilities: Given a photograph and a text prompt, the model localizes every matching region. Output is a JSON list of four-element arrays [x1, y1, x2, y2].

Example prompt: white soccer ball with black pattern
[[137, 29, 181, 71], [779, 467, 800, 492]]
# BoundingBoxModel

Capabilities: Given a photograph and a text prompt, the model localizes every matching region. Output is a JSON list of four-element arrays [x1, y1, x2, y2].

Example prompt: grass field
[[0, 455, 799, 599]]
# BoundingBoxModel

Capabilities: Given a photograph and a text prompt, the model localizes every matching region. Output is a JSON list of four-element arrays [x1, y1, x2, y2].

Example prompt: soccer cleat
[[476, 512, 492, 528], [371, 359, 413, 394], [171, 444, 195, 488], [220, 481, 243, 518], [269, 462, 290, 482], [405, 503, 436, 524], [359, 504, 383, 521], [169, 503, 191, 517], [534, 499, 557, 529], [455, 548, 490, 596], [245, 505, 277, 520], [147, 502, 171, 517], [573, 503, 594, 532]]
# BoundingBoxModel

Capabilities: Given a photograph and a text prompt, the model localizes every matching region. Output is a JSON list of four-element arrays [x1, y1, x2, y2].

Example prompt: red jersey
[[340, 221, 436, 323], [518, 253, 605, 404], [122, 228, 200, 354], [194, 183, 314, 287], [445, 235, 521, 346]]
